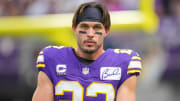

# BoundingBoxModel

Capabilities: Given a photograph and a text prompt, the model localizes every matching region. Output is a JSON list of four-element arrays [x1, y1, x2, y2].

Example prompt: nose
[[87, 28, 95, 37]]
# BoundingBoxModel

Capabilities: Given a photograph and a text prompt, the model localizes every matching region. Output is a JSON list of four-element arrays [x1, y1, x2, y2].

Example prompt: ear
[[72, 25, 76, 32], [105, 28, 110, 36]]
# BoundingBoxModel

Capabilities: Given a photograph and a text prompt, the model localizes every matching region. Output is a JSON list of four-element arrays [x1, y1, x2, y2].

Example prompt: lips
[[84, 40, 96, 46]]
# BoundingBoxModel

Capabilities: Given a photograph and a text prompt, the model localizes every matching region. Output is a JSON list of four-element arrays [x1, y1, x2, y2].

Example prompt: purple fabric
[[37, 46, 141, 101]]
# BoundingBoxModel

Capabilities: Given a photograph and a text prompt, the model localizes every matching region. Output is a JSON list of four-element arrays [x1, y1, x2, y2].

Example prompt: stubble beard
[[78, 42, 102, 54]]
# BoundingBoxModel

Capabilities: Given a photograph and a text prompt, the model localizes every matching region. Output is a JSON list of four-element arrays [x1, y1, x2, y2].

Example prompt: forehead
[[78, 21, 104, 26]]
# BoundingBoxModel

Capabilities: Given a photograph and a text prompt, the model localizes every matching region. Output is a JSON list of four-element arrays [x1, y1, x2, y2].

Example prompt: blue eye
[[80, 24, 89, 29], [94, 25, 102, 30], [95, 26, 101, 29]]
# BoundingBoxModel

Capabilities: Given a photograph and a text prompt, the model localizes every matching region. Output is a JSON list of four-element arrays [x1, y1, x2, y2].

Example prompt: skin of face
[[73, 21, 109, 54]]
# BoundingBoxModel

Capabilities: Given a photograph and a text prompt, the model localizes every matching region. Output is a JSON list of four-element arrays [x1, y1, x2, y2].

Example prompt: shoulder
[[109, 48, 140, 60], [110, 48, 142, 69], [42, 45, 66, 52], [109, 48, 142, 75], [37, 46, 73, 61], [40, 46, 71, 55], [36, 46, 71, 68]]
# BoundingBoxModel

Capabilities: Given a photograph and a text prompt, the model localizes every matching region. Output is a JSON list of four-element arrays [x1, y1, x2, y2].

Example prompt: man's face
[[73, 21, 109, 54]]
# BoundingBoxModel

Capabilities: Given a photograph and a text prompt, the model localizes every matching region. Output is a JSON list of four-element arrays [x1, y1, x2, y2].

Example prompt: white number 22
[[55, 81, 115, 101]]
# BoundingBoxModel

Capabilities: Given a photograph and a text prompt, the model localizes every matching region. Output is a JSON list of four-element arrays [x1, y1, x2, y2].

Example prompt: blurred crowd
[[156, 0, 180, 82], [0, 0, 139, 16], [0, 0, 180, 101]]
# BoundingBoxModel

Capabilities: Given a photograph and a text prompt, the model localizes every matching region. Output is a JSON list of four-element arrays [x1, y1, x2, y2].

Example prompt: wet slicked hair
[[72, 2, 111, 30]]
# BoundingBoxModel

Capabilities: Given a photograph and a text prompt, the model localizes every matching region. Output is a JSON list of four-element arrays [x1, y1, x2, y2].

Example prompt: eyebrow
[[94, 24, 102, 28], [80, 24, 89, 27], [80, 23, 102, 27], [94, 24, 102, 26]]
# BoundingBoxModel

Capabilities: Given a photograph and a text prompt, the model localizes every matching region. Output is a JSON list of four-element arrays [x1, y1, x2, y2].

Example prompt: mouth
[[84, 40, 96, 46]]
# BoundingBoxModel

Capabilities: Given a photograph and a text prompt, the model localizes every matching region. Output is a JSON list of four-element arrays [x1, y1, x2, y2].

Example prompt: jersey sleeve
[[36, 50, 46, 70], [36, 47, 53, 82], [127, 51, 142, 76]]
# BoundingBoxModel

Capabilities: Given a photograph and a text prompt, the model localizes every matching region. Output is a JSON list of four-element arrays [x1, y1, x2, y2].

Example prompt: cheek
[[97, 36, 104, 43], [77, 34, 85, 43]]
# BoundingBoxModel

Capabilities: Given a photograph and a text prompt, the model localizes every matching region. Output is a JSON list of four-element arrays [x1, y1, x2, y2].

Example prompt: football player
[[32, 2, 142, 101]]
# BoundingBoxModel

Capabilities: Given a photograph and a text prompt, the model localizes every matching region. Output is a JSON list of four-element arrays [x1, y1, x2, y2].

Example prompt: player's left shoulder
[[113, 49, 133, 55], [107, 48, 143, 76], [124, 50, 142, 75], [112, 48, 142, 66], [111, 48, 141, 59]]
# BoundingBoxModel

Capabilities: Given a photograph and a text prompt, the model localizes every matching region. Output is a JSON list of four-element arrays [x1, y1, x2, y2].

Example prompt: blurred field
[[0, 0, 180, 101]]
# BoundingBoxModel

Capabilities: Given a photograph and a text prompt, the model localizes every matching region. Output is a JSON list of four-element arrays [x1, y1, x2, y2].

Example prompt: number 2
[[55, 81, 115, 101], [114, 49, 133, 55]]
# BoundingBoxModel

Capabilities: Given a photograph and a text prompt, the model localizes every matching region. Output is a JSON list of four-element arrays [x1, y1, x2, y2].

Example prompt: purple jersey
[[36, 46, 142, 101]]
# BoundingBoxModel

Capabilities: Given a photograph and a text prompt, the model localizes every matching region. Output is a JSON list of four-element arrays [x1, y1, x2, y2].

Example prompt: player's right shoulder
[[41, 45, 67, 53], [43, 45, 65, 51], [38, 45, 68, 58], [36, 46, 67, 68]]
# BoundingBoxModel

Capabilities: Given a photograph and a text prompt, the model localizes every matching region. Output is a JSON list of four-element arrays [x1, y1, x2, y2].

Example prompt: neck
[[75, 47, 105, 60]]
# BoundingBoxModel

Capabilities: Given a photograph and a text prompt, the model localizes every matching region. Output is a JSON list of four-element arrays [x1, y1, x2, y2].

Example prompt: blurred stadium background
[[0, 0, 180, 101]]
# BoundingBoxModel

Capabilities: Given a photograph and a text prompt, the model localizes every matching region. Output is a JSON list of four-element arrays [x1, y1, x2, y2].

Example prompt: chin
[[82, 47, 98, 54], [78, 43, 102, 54], [83, 49, 96, 54]]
